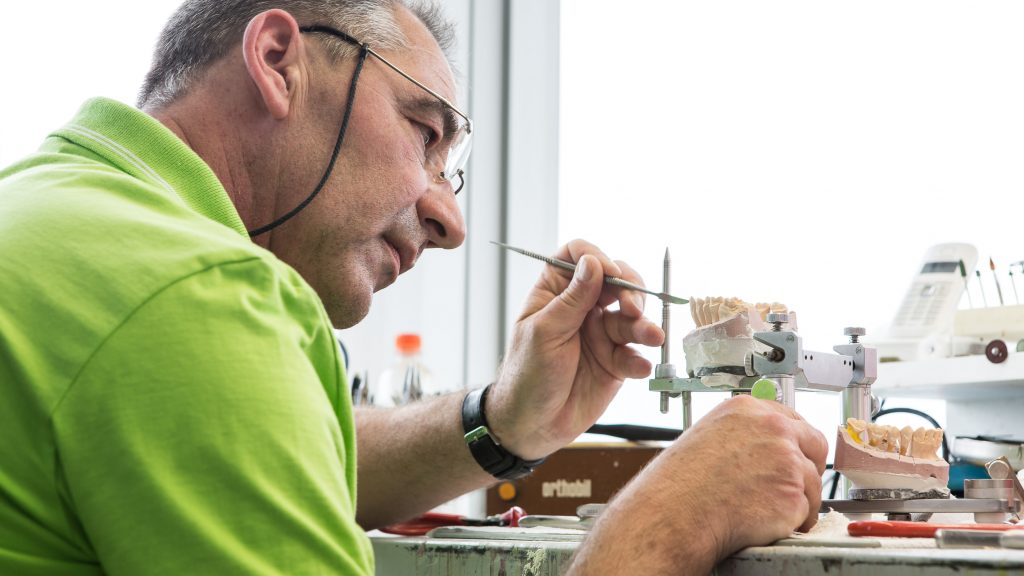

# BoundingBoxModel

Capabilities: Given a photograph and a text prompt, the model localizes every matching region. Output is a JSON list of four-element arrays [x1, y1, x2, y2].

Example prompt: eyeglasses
[[300, 25, 473, 195]]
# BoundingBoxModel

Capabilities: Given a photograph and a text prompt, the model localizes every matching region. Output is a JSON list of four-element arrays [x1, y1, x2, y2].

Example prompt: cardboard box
[[486, 443, 663, 516]]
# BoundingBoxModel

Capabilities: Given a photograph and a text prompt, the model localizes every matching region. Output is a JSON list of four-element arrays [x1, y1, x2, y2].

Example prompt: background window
[[1, 3, 182, 165], [560, 0, 1024, 448]]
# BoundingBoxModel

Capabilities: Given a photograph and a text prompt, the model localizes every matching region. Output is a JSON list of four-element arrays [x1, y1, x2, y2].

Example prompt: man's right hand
[[568, 395, 828, 575]]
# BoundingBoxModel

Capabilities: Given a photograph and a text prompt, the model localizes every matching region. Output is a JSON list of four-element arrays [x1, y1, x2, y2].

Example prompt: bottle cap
[[395, 333, 421, 354]]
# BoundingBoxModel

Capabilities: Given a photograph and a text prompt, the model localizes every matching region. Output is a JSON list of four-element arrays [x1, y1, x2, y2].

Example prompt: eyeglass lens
[[440, 125, 472, 182]]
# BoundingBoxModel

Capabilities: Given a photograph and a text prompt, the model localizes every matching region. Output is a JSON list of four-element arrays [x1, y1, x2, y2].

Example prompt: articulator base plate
[[848, 488, 951, 501], [820, 498, 1018, 514]]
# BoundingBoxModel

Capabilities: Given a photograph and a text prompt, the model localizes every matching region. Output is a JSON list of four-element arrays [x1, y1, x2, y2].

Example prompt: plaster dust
[[778, 510, 938, 549], [808, 510, 851, 538]]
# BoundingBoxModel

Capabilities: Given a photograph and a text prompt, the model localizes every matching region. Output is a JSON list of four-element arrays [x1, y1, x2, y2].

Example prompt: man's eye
[[418, 123, 440, 148]]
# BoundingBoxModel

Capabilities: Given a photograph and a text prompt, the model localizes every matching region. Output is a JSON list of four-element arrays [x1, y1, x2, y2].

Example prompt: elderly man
[[0, 0, 826, 574]]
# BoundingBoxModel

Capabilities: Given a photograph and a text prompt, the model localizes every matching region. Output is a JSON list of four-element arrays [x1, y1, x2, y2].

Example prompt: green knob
[[751, 378, 778, 401]]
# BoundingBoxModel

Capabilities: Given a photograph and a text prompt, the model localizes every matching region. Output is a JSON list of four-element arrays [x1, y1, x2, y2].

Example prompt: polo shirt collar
[[54, 98, 248, 239]]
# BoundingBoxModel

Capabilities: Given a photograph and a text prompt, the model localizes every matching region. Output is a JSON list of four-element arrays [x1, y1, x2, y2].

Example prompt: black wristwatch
[[461, 385, 545, 480]]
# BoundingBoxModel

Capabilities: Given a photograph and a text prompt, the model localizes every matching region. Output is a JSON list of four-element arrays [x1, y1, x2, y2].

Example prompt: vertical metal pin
[[682, 391, 692, 430], [658, 248, 672, 414], [661, 248, 671, 365]]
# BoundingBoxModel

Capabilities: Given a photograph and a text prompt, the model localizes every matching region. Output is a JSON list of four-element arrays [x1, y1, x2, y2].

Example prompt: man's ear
[[242, 9, 305, 120]]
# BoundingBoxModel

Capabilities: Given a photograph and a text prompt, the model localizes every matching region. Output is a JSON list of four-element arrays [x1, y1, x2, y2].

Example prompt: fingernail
[[574, 256, 590, 282]]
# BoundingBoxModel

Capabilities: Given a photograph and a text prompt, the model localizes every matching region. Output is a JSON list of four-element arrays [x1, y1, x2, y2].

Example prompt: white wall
[[1, 2, 182, 164]]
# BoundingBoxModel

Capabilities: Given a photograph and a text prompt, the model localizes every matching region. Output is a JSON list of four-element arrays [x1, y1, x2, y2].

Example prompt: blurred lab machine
[[868, 243, 1024, 471]]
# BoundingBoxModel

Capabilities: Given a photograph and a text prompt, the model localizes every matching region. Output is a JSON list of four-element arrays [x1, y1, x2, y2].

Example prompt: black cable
[[590, 407, 950, 495], [247, 38, 369, 237], [592, 423, 849, 500], [828, 470, 841, 500], [586, 423, 681, 442], [335, 336, 349, 370], [872, 407, 951, 463]]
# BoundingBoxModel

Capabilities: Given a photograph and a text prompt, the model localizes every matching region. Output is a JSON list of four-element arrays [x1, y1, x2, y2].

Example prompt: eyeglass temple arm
[[299, 25, 472, 130], [362, 46, 472, 128]]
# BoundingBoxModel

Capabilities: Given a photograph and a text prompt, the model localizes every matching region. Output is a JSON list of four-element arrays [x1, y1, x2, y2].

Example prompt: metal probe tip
[[491, 241, 688, 305]]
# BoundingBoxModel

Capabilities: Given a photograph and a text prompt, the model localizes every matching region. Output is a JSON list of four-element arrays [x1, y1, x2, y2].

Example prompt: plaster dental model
[[835, 418, 949, 498], [682, 297, 795, 388]]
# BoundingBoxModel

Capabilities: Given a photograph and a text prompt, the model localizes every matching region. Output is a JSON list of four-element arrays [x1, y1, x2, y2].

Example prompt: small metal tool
[[1011, 267, 1020, 305], [934, 529, 1024, 549], [977, 270, 989, 307], [518, 515, 593, 530], [491, 241, 688, 305], [402, 363, 422, 404], [380, 506, 526, 536], [576, 503, 605, 520], [991, 258, 1005, 306], [351, 370, 371, 406]]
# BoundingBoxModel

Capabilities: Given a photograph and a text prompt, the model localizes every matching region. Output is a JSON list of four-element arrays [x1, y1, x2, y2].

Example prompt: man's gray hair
[[138, 0, 455, 109]]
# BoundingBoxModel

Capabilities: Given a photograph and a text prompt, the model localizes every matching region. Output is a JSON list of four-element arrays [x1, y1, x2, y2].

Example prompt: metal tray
[[954, 436, 1024, 469]]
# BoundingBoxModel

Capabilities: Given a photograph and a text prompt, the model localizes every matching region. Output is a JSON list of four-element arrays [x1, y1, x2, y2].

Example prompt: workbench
[[371, 534, 1024, 575]]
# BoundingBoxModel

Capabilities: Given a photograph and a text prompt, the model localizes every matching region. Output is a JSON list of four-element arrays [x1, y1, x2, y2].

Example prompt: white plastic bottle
[[374, 334, 434, 407]]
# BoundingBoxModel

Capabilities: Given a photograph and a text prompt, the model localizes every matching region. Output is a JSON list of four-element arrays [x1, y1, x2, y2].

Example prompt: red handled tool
[[381, 506, 526, 536], [849, 520, 1024, 538]]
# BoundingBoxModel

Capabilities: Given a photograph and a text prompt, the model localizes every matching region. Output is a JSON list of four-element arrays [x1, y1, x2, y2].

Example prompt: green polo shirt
[[0, 98, 373, 574]]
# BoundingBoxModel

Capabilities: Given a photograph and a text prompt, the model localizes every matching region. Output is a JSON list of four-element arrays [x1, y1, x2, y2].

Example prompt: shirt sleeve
[[51, 257, 374, 575]]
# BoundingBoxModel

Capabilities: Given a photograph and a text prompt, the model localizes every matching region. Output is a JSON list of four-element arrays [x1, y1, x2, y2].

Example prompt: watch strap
[[461, 385, 544, 480]]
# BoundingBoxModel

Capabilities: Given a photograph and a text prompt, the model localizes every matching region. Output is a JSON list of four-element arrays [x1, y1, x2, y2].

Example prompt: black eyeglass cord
[[247, 42, 369, 238]]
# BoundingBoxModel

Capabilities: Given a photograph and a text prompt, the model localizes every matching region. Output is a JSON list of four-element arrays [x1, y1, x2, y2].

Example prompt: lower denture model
[[835, 418, 949, 498]]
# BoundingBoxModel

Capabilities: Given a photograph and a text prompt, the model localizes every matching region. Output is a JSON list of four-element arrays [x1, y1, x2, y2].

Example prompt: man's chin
[[323, 291, 372, 329], [374, 260, 403, 292]]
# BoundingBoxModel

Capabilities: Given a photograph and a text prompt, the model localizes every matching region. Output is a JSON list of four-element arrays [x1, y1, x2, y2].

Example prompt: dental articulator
[[646, 250, 1021, 522]]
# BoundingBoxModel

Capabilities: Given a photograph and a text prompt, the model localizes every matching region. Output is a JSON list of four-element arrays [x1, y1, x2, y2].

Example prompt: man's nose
[[418, 181, 466, 249]]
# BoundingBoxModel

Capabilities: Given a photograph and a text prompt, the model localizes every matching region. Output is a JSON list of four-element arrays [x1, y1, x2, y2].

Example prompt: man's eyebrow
[[402, 96, 460, 140]]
